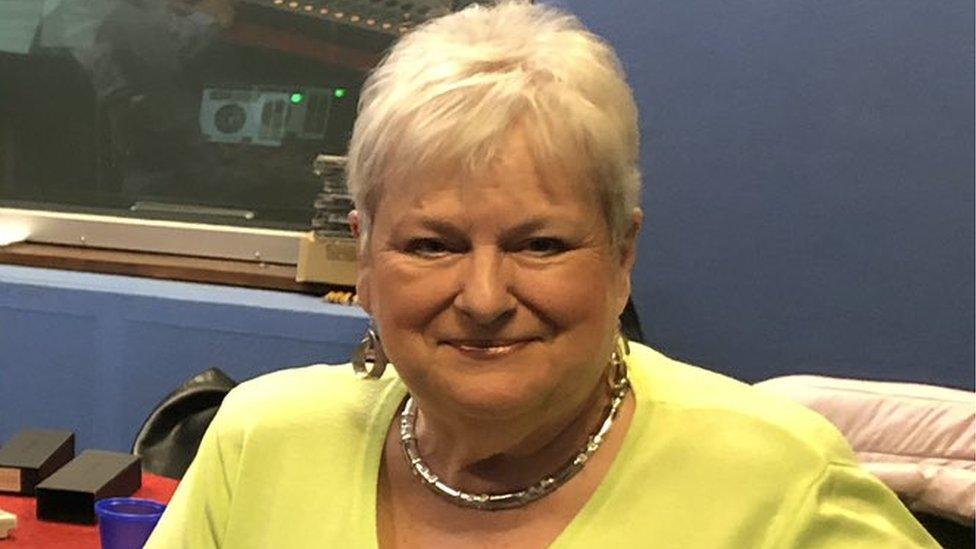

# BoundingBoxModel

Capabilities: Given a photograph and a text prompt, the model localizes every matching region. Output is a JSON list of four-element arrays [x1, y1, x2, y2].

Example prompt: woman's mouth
[[446, 339, 532, 359]]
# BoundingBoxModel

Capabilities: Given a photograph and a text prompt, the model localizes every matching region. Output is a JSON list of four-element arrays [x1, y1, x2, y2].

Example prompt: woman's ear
[[614, 208, 643, 315], [349, 210, 372, 314], [619, 208, 643, 272], [348, 210, 362, 238]]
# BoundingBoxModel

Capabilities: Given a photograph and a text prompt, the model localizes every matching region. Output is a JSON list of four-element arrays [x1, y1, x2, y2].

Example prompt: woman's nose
[[452, 248, 516, 326]]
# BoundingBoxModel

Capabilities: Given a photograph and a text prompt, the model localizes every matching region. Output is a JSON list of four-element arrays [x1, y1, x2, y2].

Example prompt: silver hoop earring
[[608, 331, 631, 392], [351, 326, 388, 379]]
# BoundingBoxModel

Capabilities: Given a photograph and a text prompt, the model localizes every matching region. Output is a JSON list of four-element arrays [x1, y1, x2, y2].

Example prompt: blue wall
[[0, 265, 368, 452], [553, 0, 974, 388]]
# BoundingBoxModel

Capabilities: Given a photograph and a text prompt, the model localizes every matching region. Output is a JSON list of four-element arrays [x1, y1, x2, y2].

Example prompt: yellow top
[[146, 343, 938, 548]]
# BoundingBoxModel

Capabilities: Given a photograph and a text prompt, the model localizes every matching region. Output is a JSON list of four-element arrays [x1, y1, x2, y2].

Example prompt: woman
[[147, 2, 936, 547]]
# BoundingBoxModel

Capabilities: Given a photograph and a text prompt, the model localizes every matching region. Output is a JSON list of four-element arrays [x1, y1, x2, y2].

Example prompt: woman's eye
[[405, 238, 450, 257], [523, 237, 568, 255]]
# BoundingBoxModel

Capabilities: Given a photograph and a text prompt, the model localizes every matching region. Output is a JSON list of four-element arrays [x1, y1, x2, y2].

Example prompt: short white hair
[[346, 1, 641, 241]]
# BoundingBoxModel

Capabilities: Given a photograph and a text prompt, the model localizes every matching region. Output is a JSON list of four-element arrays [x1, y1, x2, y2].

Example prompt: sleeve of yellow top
[[144, 391, 242, 549], [777, 461, 940, 548]]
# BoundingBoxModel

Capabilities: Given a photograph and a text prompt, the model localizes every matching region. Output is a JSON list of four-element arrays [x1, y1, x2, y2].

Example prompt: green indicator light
[[333, 88, 347, 99], [290, 93, 304, 104]]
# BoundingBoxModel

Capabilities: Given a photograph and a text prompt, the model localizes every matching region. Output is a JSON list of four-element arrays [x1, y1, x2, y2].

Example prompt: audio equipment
[[239, 0, 458, 36]]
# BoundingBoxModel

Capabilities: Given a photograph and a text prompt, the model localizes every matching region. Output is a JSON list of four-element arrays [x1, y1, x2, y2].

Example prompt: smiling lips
[[445, 339, 533, 359]]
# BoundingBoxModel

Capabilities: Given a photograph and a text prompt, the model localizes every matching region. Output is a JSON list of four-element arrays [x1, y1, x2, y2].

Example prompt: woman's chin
[[424, 375, 558, 422]]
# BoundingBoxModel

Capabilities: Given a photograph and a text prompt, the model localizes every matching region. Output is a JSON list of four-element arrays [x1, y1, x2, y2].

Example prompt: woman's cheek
[[517, 260, 613, 326], [374, 259, 457, 329]]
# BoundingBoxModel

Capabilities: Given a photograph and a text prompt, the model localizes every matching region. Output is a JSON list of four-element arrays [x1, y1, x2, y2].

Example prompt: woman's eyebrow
[[501, 218, 563, 240], [395, 217, 467, 238], [393, 216, 565, 239]]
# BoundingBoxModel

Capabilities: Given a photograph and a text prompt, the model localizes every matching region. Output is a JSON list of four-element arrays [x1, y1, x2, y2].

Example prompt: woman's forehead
[[379, 127, 593, 206], [383, 153, 590, 211], [373, 167, 604, 244]]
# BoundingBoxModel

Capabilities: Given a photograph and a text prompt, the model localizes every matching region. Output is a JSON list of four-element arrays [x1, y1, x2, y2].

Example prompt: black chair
[[914, 512, 974, 549], [132, 367, 237, 480]]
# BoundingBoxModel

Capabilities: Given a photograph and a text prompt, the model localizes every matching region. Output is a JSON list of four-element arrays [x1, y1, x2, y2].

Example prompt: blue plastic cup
[[95, 497, 167, 549]]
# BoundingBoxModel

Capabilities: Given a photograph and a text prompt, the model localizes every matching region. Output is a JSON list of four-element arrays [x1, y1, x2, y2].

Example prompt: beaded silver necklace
[[398, 359, 631, 511]]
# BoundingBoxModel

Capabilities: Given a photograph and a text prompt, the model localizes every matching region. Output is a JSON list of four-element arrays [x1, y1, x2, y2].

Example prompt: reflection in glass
[[0, 0, 455, 230]]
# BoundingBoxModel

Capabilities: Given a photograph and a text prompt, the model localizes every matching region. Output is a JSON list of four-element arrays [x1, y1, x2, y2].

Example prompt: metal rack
[[240, 0, 455, 36]]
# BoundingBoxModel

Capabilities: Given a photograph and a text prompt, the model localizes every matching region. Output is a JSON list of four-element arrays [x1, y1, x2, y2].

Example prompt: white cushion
[[756, 375, 975, 524]]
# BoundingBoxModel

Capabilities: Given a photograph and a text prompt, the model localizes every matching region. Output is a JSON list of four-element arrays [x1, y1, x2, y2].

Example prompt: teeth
[[457, 343, 515, 353]]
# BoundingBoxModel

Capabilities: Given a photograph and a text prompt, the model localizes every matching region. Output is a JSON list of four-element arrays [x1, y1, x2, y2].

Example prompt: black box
[[35, 450, 141, 524], [0, 429, 74, 496]]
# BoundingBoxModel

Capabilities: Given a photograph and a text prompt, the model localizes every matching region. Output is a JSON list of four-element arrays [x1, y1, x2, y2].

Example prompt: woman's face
[[356, 130, 640, 422]]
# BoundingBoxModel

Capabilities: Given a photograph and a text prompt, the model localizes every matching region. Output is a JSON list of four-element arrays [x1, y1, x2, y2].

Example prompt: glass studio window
[[0, 0, 458, 253]]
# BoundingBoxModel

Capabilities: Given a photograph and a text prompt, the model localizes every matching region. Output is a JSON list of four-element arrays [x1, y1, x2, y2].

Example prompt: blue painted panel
[[0, 265, 368, 452], [0, 307, 97, 450]]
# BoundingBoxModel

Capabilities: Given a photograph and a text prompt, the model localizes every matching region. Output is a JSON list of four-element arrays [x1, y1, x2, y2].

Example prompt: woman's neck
[[407, 377, 615, 493]]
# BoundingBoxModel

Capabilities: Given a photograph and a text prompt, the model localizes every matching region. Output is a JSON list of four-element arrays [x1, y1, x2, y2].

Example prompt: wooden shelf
[[0, 242, 347, 295]]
